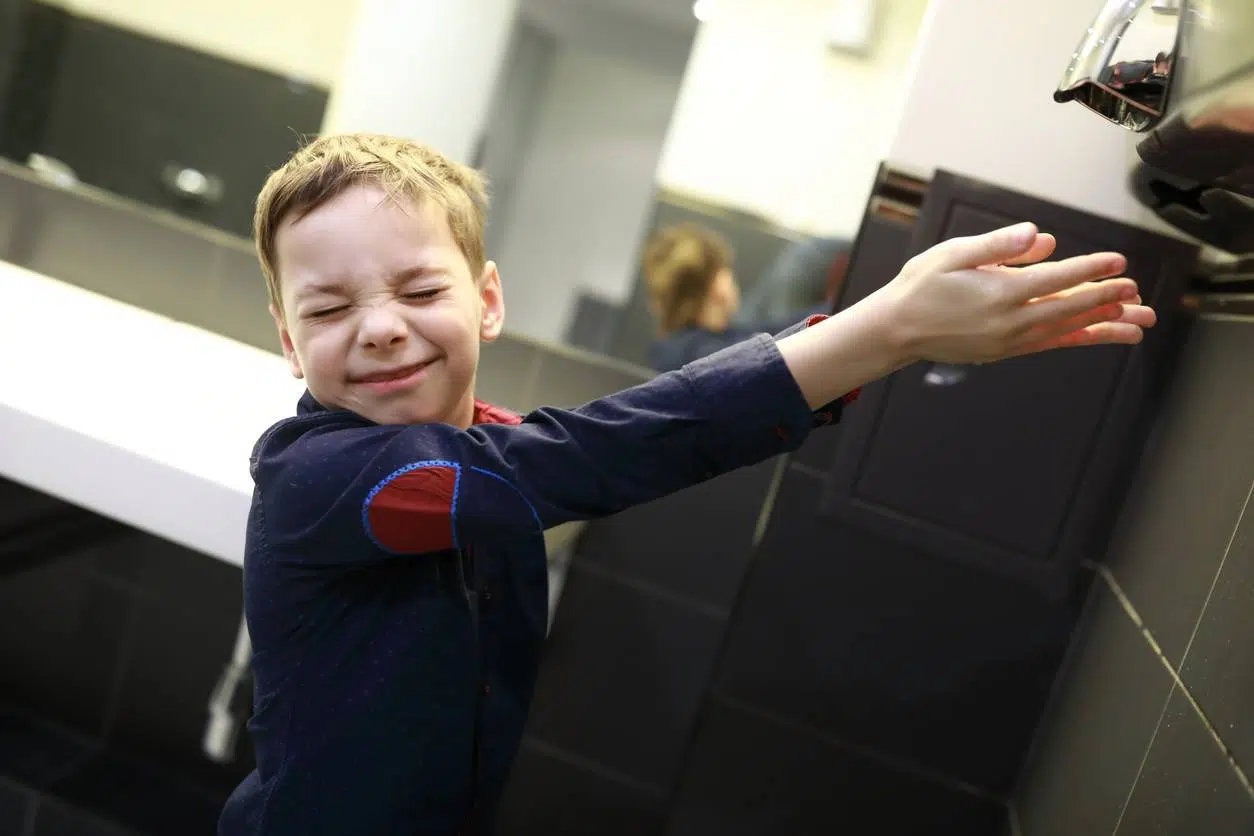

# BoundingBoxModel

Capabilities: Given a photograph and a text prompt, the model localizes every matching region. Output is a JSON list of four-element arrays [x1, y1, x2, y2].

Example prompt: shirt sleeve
[[254, 325, 856, 561]]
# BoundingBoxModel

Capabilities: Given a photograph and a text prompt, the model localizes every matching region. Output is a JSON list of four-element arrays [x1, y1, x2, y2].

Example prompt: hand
[[878, 222, 1157, 364]]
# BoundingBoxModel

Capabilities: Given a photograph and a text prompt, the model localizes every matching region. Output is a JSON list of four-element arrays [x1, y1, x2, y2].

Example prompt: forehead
[[274, 185, 461, 293]]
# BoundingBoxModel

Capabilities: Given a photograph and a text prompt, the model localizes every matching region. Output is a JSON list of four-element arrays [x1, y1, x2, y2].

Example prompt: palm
[[890, 225, 1157, 365]]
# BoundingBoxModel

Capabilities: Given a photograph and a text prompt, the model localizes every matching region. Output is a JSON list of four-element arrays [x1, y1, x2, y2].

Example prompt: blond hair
[[254, 133, 489, 314], [641, 224, 732, 334]]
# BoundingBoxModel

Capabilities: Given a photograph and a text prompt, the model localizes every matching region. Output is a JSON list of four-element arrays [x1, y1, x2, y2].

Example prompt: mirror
[[1055, 0, 1182, 131], [0, 0, 932, 378]]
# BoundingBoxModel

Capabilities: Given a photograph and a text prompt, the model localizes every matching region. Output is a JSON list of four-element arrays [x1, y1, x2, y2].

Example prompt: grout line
[[717, 693, 1002, 803], [750, 457, 791, 549], [20, 792, 38, 836], [1007, 799, 1022, 836], [789, 461, 827, 482], [1110, 679, 1175, 836], [522, 738, 666, 799], [98, 592, 145, 741], [1178, 474, 1254, 671], [1098, 566, 1254, 801]]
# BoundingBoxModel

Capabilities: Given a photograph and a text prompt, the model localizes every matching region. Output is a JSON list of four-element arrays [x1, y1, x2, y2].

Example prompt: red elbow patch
[[365, 464, 459, 554], [805, 314, 829, 328]]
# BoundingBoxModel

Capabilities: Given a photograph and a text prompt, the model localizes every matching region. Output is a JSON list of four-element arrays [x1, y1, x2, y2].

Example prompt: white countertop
[[0, 260, 304, 566], [0, 260, 587, 568]]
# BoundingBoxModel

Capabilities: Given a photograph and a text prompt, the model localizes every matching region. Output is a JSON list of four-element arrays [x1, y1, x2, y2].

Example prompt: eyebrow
[[291, 265, 446, 304]]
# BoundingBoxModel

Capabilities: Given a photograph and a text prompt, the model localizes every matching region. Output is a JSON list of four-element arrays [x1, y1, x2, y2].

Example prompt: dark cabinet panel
[[793, 208, 915, 471], [820, 170, 1197, 592]]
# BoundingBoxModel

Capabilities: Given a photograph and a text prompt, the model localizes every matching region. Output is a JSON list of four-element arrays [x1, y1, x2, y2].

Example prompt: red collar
[[472, 399, 522, 426]]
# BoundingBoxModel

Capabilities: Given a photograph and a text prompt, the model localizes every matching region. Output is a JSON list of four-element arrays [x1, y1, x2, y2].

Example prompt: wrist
[[847, 285, 919, 368], [776, 290, 915, 410]]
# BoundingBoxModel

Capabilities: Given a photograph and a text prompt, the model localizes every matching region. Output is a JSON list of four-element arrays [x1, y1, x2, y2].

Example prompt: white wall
[[321, 0, 519, 161], [44, 0, 358, 86], [656, 0, 931, 238], [887, 0, 1177, 233], [489, 12, 692, 343]]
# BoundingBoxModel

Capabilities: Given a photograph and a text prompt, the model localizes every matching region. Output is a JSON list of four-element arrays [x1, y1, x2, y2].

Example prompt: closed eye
[[402, 289, 442, 301], [308, 305, 348, 319]]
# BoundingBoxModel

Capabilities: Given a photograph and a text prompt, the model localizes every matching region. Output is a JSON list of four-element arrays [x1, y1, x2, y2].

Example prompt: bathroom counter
[[0, 259, 303, 566], [0, 260, 586, 566]]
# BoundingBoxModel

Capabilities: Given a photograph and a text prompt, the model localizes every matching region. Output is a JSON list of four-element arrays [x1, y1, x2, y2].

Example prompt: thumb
[[926, 222, 1038, 273]]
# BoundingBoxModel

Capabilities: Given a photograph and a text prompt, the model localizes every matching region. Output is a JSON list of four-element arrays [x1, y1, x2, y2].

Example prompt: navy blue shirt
[[219, 324, 853, 836]]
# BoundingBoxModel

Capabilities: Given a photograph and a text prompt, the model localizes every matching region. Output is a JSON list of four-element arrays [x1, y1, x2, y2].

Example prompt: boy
[[220, 134, 1154, 836]]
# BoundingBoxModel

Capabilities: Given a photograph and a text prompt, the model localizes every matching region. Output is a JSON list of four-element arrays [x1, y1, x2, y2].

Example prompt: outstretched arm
[[777, 223, 1154, 409]]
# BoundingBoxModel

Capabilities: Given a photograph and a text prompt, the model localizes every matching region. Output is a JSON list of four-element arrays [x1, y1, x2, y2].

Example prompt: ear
[[270, 304, 305, 380], [477, 260, 505, 343]]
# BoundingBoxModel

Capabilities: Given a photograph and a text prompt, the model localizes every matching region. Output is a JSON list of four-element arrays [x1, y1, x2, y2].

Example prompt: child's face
[[270, 185, 504, 428]]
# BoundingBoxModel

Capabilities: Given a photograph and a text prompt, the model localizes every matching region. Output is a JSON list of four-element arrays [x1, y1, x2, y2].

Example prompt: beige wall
[[656, 0, 930, 237], [886, 0, 1179, 234]]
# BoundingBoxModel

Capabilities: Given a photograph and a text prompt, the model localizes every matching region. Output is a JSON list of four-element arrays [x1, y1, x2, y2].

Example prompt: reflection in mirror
[[597, 0, 931, 374], [1054, 0, 1181, 131], [0, 0, 348, 237], [0, 0, 931, 376]]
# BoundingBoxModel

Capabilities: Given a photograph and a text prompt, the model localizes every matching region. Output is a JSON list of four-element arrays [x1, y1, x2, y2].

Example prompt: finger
[[1026, 302, 1125, 342], [1015, 253, 1129, 301], [1000, 233, 1057, 266], [926, 222, 1038, 273], [1116, 303, 1157, 328], [1012, 321, 1146, 357], [1013, 278, 1138, 330]]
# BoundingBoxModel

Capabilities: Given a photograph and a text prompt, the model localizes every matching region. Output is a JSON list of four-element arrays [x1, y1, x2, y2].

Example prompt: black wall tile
[[496, 740, 666, 836], [527, 565, 724, 792], [0, 0, 25, 135], [573, 459, 777, 611], [665, 697, 1004, 836], [49, 749, 224, 836], [1015, 581, 1174, 836], [0, 706, 95, 789], [0, 1, 67, 165], [32, 799, 135, 836], [0, 557, 135, 736], [33, 15, 325, 239], [0, 778, 31, 836], [1179, 494, 1254, 774], [96, 536, 251, 790], [1116, 688, 1254, 835], [1104, 320, 1254, 664], [717, 469, 1079, 793], [0, 476, 68, 530]]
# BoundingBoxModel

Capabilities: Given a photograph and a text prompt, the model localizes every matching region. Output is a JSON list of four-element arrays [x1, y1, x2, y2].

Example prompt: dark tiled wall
[[0, 163, 1109, 836], [1014, 319, 1254, 835], [0, 3, 327, 239]]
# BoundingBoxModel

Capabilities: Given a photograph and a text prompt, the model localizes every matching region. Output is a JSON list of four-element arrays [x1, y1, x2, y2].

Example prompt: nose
[[357, 304, 408, 350]]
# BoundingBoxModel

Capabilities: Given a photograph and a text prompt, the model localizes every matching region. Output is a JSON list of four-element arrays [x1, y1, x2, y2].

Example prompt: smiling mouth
[[354, 360, 434, 384]]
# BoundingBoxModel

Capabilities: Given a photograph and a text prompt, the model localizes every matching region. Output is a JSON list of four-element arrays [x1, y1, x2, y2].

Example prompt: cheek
[[297, 327, 347, 374]]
